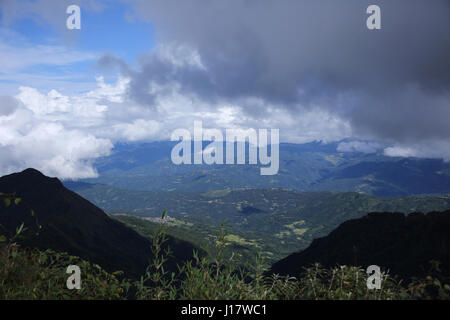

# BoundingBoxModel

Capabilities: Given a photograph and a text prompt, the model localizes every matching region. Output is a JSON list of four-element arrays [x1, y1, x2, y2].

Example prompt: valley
[[68, 181, 450, 266]]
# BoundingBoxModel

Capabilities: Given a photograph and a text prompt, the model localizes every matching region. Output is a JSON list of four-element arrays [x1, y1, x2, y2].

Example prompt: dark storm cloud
[[123, 0, 449, 92], [349, 87, 450, 143], [115, 0, 449, 145]]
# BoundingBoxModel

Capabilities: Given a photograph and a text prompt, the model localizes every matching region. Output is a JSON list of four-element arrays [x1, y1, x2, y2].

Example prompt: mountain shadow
[[0, 168, 200, 279], [269, 210, 450, 281]]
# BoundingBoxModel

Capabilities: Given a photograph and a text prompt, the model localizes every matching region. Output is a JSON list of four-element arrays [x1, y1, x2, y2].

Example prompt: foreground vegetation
[[1, 216, 449, 300]]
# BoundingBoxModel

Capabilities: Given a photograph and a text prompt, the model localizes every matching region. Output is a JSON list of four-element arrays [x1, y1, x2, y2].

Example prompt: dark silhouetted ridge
[[0, 168, 199, 278], [269, 210, 450, 280]]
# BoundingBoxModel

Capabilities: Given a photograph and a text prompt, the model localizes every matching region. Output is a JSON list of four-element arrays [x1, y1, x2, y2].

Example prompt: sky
[[0, 0, 449, 179]]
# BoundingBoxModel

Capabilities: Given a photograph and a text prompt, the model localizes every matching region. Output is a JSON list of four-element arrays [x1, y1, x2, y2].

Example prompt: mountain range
[[77, 141, 450, 197]]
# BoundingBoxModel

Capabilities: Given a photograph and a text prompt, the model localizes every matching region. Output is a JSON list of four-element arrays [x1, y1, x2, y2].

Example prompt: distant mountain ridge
[[0, 169, 199, 278], [269, 210, 450, 280], [78, 141, 450, 197]]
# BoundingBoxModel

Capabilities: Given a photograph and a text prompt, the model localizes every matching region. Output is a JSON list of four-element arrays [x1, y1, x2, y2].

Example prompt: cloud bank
[[0, 0, 449, 178], [120, 0, 449, 142]]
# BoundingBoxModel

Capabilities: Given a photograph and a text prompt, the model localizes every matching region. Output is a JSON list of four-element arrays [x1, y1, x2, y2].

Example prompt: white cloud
[[384, 142, 450, 162], [108, 119, 161, 142], [0, 105, 112, 179], [0, 69, 356, 179], [0, 75, 166, 178], [337, 140, 382, 154]]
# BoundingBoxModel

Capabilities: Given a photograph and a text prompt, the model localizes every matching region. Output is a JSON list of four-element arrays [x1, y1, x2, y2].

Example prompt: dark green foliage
[[0, 245, 127, 299]]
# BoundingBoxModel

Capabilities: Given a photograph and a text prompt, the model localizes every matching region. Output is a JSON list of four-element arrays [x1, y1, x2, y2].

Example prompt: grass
[[1, 220, 449, 300]]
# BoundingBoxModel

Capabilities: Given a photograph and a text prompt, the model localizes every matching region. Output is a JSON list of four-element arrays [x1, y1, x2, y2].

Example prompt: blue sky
[[0, 1, 154, 94]]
